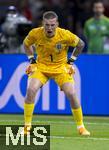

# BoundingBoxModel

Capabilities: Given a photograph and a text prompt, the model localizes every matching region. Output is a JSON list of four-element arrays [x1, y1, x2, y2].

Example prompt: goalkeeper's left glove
[[67, 56, 77, 65], [66, 64, 75, 75]]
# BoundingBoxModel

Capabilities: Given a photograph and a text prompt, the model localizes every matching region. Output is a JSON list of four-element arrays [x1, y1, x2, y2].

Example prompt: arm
[[24, 44, 34, 56], [23, 29, 37, 64], [68, 39, 85, 64], [24, 43, 37, 75], [23, 43, 36, 64]]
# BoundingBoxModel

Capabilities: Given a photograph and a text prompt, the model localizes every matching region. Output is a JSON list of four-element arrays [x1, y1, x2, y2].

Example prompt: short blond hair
[[43, 11, 58, 20]]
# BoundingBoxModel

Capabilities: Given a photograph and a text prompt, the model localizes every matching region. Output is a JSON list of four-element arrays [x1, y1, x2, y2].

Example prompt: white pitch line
[[0, 134, 109, 141], [50, 136, 109, 141], [0, 120, 109, 126]]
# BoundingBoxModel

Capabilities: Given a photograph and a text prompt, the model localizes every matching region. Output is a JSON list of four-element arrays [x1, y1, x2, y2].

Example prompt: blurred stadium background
[[0, 0, 109, 150]]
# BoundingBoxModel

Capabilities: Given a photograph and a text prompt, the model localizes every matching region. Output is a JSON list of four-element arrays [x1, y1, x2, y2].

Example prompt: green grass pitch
[[0, 114, 109, 150]]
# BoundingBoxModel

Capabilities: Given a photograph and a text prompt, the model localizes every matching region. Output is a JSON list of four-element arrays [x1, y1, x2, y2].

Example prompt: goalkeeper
[[23, 11, 90, 136]]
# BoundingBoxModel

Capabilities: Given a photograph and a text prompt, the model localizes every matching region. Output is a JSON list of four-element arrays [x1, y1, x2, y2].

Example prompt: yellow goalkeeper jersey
[[24, 27, 79, 73]]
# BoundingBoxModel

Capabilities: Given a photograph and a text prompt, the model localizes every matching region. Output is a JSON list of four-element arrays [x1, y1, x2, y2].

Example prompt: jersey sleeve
[[65, 30, 79, 47], [23, 28, 38, 48]]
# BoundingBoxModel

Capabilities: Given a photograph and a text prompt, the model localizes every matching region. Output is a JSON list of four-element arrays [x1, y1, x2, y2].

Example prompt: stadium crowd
[[0, 0, 109, 53]]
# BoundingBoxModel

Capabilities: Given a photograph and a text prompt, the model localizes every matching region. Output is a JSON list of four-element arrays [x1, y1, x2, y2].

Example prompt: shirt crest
[[55, 43, 62, 53]]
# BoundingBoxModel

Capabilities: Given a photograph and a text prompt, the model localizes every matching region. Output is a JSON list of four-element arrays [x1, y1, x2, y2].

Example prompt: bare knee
[[62, 83, 80, 108], [25, 87, 37, 103], [65, 90, 80, 108], [66, 91, 76, 100], [25, 78, 43, 104]]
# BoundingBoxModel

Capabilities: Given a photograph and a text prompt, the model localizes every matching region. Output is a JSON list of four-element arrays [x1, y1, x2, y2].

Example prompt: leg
[[24, 78, 43, 127], [61, 82, 80, 109], [25, 78, 42, 104], [22, 69, 48, 135], [61, 82, 90, 136], [24, 69, 48, 128]]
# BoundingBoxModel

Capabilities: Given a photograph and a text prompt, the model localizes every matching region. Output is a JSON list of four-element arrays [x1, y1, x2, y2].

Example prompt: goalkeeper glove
[[26, 55, 37, 75], [28, 55, 36, 64], [67, 56, 77, 65], [66, 64, 75, 75], [26, 64, 37, 75]]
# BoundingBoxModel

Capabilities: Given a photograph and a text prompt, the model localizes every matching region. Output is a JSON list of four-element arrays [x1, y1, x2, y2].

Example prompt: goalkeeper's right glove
[[28, 56, 36, 64], [26, 55, 37, 75]]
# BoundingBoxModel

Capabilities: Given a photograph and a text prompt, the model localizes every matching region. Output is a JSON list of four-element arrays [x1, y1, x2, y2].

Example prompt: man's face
[[43, 18, 58, 38], [93, 2, 104, 16]]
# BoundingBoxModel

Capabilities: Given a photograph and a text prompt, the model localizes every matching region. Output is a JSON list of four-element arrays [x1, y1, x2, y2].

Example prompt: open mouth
[[47, 31, 52, 34]]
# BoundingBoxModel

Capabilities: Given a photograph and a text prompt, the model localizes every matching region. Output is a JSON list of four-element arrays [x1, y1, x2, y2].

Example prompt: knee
[[25, 87, 37, 103], [66, 90, 76, 100]]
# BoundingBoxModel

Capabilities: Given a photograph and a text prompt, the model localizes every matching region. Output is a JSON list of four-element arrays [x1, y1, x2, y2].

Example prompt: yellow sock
[[24, 103, 34, 126], [72, 107, 84, 128]]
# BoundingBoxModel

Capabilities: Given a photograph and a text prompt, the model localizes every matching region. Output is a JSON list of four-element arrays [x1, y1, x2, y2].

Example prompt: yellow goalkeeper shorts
[[28, 69, 74, 88]]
